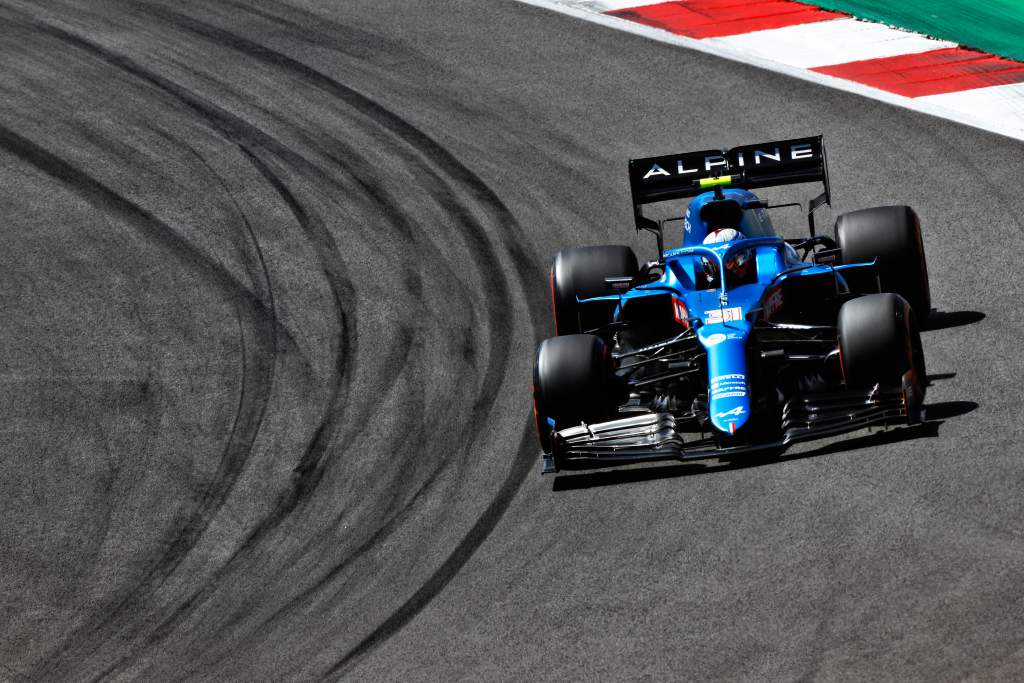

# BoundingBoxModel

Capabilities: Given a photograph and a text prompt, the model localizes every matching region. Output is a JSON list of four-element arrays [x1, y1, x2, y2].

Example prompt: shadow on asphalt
[[924, 400, 978, 421], [551, 400, 978, 491], [923, 310, 985, 331]]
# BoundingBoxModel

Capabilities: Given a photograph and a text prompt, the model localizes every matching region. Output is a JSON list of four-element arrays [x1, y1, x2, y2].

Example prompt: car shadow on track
[[923, 309, 985, 331], [551, 400, 978, 491]]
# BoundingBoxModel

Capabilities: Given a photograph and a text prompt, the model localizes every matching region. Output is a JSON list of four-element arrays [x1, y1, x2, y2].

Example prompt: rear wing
[[628, 135, 831, 242]]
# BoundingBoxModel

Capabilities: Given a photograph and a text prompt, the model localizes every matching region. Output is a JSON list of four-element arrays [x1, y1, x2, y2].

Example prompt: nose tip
[[711, 407, 749, 435]]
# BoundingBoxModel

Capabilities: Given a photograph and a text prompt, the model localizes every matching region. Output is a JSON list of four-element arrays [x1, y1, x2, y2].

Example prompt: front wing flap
[[543, 385, 914, 474]]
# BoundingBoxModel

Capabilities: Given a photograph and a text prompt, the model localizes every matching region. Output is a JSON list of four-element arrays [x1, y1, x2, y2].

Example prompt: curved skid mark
[[0, 124, 277, 330], [7, 5, 549, 676], [6, 18, 361, 680], [0, 40, 285, 683], [161, 129, 284, 363], [206, 322, 424, 646], [217, 0, 413, 63], [16, 20, 357, 499], [327, 423, 538, 677], [132, 9, 554, 669], [16, 23, 361, 523], [236, 147, 355, 518], [11, 24, 361, 678], [0, 123, 279, 680]]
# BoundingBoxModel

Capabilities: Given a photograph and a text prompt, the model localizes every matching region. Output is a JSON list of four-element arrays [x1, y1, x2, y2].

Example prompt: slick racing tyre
[[838, 293, 925, 398], [550, 245, 638, 335], [835, 205, 930, 319], [532, 334, 620, 454]]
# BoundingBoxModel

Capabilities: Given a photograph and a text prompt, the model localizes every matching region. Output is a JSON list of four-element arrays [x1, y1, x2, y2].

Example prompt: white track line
[[920, 82, 1024, 136], [515, 0, 1024, 143], [564, 0, 674, 10], [708, 18, 956, 68]]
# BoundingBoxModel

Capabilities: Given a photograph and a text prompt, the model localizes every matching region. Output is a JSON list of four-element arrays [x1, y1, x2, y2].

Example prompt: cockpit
[[681, 187, 777, 248], [681, 188, 776, 289]]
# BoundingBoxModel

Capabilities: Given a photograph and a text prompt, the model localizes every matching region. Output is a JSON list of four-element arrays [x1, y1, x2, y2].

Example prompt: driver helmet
[[701, 227, 753, 282], [704, 227, 741, 244]]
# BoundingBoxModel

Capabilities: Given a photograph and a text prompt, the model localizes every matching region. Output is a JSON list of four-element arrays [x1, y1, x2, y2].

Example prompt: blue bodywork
[[582, 188, 867, 435]]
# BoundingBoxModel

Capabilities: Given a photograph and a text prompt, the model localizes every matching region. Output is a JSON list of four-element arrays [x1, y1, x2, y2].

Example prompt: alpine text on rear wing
[[628, 135, 832, 239]]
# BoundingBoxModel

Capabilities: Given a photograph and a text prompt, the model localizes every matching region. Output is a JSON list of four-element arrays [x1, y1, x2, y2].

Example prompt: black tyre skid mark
[[17, 7, 477, 568], [0, 28, 309, 668], [128, 8, 549, 678], [0, 123, 280, 675], [11, 5, 545, 679], [158, 129, 282, 361], [134, 14, 552, 678], [125, 10, 545, 678], [0, 124, 280, 340], [90, 148, 367, 683], [234, 154, 529, 648], [325, 423, 539, 679], [3, 21, 357, 682]]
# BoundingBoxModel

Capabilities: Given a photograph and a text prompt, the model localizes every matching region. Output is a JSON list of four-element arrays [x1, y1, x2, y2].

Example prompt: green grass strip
[[804, 0, 1024, 62]]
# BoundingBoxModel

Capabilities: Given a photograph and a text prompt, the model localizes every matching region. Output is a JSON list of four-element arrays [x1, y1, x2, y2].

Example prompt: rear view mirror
[[605, 276, 634, 293]]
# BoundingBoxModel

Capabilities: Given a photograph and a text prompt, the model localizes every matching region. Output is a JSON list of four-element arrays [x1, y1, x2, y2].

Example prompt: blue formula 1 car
[[533, 136, 930, 474]]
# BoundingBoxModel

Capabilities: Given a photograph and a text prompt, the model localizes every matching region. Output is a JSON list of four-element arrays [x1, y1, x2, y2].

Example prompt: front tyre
[[532, 334, 620, 454], [838, 293, 926, 405]]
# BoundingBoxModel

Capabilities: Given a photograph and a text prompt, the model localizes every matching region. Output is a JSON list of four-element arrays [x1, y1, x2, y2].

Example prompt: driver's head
[[703, 227, 741, 245], [701, 227, 753, 283], [725, 248, 753, 279], [700, 228, 738, 284]]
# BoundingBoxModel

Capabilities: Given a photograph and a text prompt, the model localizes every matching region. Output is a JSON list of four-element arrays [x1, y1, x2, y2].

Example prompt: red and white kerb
[[525, 0, 1024, 142]]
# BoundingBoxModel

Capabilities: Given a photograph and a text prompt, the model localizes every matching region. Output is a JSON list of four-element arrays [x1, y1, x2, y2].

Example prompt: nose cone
[[698, 324, 751, 435]]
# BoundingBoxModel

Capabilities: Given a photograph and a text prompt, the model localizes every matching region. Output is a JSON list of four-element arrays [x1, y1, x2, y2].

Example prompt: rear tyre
[[532, 334, 620, 454], [835, 205, 930, 319], [838, 293, 925, 396], [551, 245, 638, 335]]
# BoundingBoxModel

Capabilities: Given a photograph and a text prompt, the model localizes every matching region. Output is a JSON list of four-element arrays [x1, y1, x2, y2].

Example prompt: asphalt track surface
[[0, 1, 1019, 680]]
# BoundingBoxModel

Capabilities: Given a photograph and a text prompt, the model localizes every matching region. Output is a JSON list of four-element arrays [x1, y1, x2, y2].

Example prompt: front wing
[[543, 385, 918, 474]]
